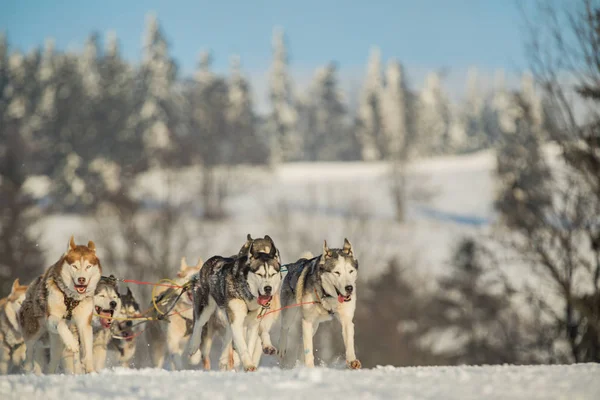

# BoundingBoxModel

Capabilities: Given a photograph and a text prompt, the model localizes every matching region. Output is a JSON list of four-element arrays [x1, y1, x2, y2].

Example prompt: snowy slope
[[2, 364, 599, 400]]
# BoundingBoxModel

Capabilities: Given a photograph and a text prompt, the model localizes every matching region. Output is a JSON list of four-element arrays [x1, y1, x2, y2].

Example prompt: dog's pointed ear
[[238, 235, 253, 258], [323, 240, 332, 258], [87, 240, 96, 252], [180, 257, 188, 271], [11, 278, 20, 294], [195, 257, 203, 268], [68, 235, 76, 252], [343, 238, 353, 257], [247, 233, 253, 241], [265, 235, 278, 258], [126, 287, 133, 297], [247, 241, 255, 260]]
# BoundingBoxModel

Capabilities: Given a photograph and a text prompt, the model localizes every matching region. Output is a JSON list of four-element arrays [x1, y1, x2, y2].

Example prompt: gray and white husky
[[62, 275, 121, 373], [279, 239, 361, 369], [187, 234, 282, 371]]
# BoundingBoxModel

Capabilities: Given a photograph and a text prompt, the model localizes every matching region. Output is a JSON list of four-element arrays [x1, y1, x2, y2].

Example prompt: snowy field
[[1, 364, 599, 400], [29, 146, 563, 284]]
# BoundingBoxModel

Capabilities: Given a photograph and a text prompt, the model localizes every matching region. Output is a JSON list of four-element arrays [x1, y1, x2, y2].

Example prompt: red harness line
[[119, 278, 324, 322], [257, 301, 320, 320]]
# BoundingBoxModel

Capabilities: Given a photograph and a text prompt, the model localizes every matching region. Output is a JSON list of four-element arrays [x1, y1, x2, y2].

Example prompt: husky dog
[[19, 236, 101, 374], [279, 239, 361, 369], [145, 257, 202, 370], [187, 234, 282, 372], [62, 275, 121, 373], [110, 287, 141, 367], [0, 279, 28, 374]]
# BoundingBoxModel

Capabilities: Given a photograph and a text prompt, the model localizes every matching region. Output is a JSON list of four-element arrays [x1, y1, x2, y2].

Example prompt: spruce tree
[[268, 28, 299, 163]]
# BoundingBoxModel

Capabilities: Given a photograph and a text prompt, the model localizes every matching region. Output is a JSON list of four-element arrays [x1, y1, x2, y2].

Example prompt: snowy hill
[[30, 147, 564, 284], [2, 364, 599, 400]]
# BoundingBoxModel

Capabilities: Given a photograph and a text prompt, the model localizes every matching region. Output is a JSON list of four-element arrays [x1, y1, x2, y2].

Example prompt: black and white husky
[[279, 239, 361, 369], [187, 235, 282, 371]]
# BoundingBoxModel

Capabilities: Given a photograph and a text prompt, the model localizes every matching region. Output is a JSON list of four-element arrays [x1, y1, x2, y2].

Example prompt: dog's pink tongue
[[257, 295, 272, 306], [99, 311, 112, 328], [338, 294, 346, 303]]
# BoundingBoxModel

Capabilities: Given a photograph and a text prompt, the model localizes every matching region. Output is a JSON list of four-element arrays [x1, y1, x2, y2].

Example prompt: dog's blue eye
[[71, 264, 77, 269], [86, 265, 92, 270]]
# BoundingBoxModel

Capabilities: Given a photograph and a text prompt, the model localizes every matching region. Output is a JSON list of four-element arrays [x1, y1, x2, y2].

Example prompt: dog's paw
[[263, 345, 277, 356], [83, 363, 95, 374], [244, 365, 257, 372], [347, 359, 362, 370], [64, 338, 80, 354]]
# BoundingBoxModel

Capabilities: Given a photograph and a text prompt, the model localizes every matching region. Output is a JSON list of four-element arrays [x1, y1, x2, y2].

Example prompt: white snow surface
[[2, 364, 599, 400]]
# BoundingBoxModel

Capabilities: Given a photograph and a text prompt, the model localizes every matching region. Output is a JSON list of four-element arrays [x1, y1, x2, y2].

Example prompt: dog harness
[[63, 295, 81, 320]]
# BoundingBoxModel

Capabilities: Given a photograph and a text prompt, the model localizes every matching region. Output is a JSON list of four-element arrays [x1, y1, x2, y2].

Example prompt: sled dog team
[[0, 234, 360, 374]]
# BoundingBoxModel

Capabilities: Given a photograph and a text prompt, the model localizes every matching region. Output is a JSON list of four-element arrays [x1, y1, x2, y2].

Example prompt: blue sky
[[1, 0, 528, 107]]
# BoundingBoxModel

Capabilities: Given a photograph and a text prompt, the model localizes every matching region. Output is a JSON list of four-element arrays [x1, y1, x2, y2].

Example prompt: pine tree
[[425, 238, 523, 364], [188, 51, 230, 219], [138, 14, 177, 165], [494, 89, 552, 232], [354, 259, 440, 367], [416, 72, 451, 156], [454, 67, 486, 153], [268, 28, 299, 163], [0, 36, 44, 296], [302, 63, 355, 161], [356, 48, 384, 160], [382, 60, 414, 221], [91, 31, 140, 196], [227, 55, 266, 164], [382, 60, 412, 159]]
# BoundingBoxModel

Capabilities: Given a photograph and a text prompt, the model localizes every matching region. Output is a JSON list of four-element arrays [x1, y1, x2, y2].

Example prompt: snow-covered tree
[[89, 31, 140, 195], [79, 33, 101, 99], [0, 35, 44, 296], [452, 67, 487, 153], [416, 72, 451, 156], [268, 28, 299, 163], [356, 48, 384, 160], [495, 91, 552, 232], [382, 60, 415, 221], [187, 51, 231, 219], [228, 55, 266, 164], [138, 14, 177, 163], [382, 60, 412, 159], [301, 63, 356, 161]]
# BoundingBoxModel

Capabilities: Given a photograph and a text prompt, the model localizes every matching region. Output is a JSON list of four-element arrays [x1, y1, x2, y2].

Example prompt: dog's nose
[[345, 285, 354, 294], [264, 286, 272, 295], [110, 301, 117, 309], [77, 277, 86, 285], [126, 321, 133, 328]]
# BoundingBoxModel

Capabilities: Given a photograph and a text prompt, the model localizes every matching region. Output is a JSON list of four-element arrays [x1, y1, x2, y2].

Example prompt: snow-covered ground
[[2, 364, 599, 400]]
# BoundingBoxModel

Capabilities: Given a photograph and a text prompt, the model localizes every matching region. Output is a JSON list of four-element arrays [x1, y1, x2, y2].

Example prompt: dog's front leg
[[227, 299, 255, 371], [47, 315, 78, 354], [73, 306, 94, 373], [301, 318, 316, 367], [93, 343, 107, 372], [48, 332, 66, 373], [23, 329, 45, 375], [245, 321, 260, 361], [12, 342, 27, 371], [339, 314, 361, 369], [217, 328, 234, 371], [0, 341, 9, 374]]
